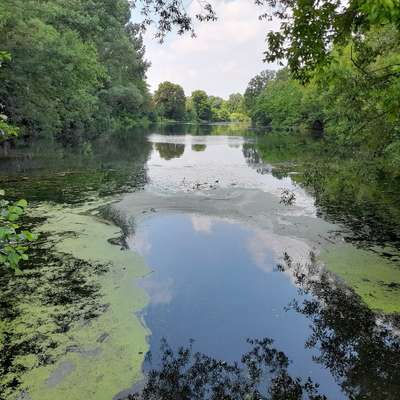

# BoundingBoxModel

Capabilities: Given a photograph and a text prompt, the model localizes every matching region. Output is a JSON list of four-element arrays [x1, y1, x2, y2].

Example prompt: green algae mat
[[320, 243, 400, 314], [0, 202, 149, 400]]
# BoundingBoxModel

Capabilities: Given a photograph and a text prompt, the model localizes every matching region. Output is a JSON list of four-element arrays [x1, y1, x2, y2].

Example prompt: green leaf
[[0, 228, 8, 239], [21, 231, 38, 241], [1, 189, 35, 272], [8, 213, 20, 222], [16, 199, 28, 208], [8, 206, 23, 215]]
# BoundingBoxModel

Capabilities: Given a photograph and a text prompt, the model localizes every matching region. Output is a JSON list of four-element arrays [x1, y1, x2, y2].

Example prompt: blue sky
[[137, 0, 280, 98]]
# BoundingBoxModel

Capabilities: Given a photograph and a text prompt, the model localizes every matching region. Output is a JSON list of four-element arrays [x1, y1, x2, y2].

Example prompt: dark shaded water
[[1, 123, 400, 400]]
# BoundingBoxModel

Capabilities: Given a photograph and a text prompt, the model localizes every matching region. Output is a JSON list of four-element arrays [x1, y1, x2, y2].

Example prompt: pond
[[0, 124, 399, 400]]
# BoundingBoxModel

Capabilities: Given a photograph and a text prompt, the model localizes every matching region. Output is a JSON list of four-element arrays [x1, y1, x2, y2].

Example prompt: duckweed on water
[[0, 202, 149, 400], [320, 244, 400, 313]]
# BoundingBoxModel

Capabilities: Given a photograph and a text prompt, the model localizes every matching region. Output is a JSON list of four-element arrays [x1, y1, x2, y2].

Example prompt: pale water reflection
[[146, 134, 315, 216]]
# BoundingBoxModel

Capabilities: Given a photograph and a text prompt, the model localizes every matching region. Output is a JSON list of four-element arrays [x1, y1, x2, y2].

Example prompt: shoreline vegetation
[[0, 0, 398, 158], [1, 1, 399, 179], [1, 0, 400, 398]]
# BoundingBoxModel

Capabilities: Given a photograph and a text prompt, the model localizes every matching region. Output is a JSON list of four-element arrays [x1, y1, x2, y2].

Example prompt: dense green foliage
[[154, 82, 186, 121], [190, 90, 212, 122], [189, 91, 248, 123], [262, 0, 400, 81], [244, 70, 275, 110], [251, 73, 303, 130], [0, 0, 150, 142], [208, 96, 230, 122], [152, 83, 249, 123], [0, 52, 36, 272], [242, 1, 400, 173], [0, 52, 18, 143], [246, 22, 400, 175], [0, 114, 18, 143], [0, 192, 36, 272]]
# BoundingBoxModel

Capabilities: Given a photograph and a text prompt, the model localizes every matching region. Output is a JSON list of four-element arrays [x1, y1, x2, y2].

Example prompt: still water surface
[[1, 124, 399, 400], [132, 213, 344, 398]]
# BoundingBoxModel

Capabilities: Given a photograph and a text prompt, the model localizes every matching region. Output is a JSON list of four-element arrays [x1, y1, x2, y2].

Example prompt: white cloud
[[139, 278, 174, 305], [246, 229, 310, 274], [141, 0, 281, 98], [191, 215, 213, 234], [127, 230, 152, 257]]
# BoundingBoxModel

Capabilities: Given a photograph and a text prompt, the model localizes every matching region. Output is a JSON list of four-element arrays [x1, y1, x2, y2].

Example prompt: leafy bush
[[0, 114, 18, 142], [0, 190, 37, 272]]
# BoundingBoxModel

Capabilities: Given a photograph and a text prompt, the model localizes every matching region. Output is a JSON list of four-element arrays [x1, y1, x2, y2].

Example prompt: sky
[[138, 0, 281, 99]]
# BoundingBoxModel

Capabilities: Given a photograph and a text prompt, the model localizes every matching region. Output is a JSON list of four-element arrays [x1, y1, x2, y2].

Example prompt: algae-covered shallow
[[0, 201, 149, 400], [1, 124, 400, 400], [320, 243, 400, 313]]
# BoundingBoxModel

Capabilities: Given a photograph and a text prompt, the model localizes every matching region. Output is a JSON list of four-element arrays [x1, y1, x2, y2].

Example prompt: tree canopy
[[191, 90, 212, 122], [0, 0, 151, 142], [260, 0, 400, 81], [244, 70, 276, 110], [245, 22, 400, 176], [154, 82, 186, 120]]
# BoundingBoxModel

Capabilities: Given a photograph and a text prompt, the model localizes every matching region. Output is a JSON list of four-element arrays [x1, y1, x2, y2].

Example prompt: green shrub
[[0, 190, 37, 272]]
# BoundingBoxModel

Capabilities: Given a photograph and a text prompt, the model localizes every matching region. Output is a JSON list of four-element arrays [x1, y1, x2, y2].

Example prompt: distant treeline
[[152, 82, 249, 124]]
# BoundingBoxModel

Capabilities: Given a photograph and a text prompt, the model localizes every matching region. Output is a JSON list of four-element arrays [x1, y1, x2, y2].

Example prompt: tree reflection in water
[[129, 253, 400, 400], [192, 144, 207, 152], [155, 143, 185, 160], [276, 253, 400, 400], [129, 337, 327, 400]]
